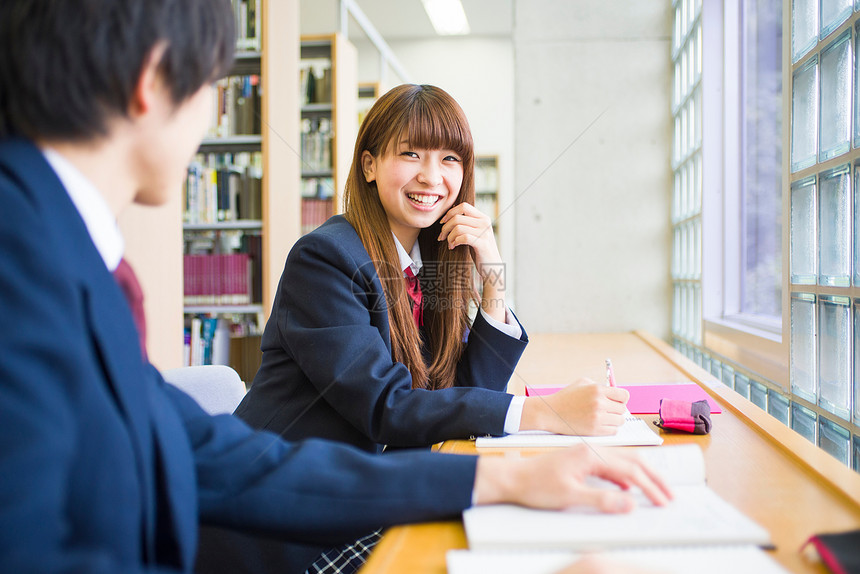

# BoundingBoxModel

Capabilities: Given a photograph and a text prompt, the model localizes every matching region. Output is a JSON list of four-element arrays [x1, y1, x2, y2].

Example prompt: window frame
[[700, 0, 791, 388]]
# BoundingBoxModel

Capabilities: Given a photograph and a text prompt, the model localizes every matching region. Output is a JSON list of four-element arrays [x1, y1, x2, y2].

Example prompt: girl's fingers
[[438, 212, 492, 242], [446, 231, 478, 249], [440, 202, 482, 224]]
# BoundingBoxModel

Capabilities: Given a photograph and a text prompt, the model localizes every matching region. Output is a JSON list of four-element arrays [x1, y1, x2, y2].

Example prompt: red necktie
[[404, 267, 423, 328], [113, 258, 148, 359]]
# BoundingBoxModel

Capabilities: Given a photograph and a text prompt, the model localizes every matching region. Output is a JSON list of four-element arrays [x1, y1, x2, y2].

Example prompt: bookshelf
[[119, 5, 364, 377], [474, 155, 500, 235], [358, 82, 380, 128], [181, 35, 265, 376], [171, 0, 300, 381], [300, 34, 357, 234]]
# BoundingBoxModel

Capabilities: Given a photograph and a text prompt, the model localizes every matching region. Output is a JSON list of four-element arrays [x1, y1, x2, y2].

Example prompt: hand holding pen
[[520, 360, 630, 436], [606, 358, 632, 416]]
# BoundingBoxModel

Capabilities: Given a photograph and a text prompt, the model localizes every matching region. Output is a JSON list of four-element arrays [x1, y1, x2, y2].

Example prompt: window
[[676, 0, 860, 472], [739, 0, 783, 320]]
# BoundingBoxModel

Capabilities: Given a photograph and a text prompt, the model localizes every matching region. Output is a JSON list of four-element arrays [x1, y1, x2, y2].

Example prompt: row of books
[[301, 198, 334, 235], [300, 61, 332, 105], [474, 159, 500, 193], [184, 316, 232, 367], [301, 177, 335, 199], [184, 152, 263, 224], [183, 252, 260, 306], [232, 0, 261, 52], [183, 315, 262, 384], [207, 75, 261, 139], [301, 117, 333, 173]]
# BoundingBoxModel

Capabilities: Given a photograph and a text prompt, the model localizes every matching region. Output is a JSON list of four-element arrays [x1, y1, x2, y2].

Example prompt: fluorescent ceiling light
[[421, 0, 471, 35]]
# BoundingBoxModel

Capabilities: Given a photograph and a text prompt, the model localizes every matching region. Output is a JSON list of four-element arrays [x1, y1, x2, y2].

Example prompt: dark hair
[[343, 84, 477, 390], [0, 0, 235, 141]]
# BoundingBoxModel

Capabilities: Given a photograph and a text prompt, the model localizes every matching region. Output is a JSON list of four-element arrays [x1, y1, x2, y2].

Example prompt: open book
[[463, 445, 772, 551], [475, 414, 663, 448], [447, 546, 789, 574]]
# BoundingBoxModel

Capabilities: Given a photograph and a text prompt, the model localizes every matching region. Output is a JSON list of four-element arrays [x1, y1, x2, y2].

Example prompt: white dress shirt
[[42, 148, 123, 272]]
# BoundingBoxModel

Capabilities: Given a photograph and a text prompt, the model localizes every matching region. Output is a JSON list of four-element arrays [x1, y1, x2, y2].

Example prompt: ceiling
[[300, 0, 514, 41]]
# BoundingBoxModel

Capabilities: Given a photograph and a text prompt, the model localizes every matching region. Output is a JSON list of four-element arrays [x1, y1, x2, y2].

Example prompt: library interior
[[112, 0, 860, 572]]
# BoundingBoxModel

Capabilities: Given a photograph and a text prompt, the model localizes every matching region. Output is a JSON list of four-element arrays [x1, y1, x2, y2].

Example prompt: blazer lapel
[[1, 139, 160, 562]]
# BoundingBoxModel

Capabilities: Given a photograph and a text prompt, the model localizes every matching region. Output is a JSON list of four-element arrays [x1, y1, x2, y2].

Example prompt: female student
[[233, 83, 629, 453]]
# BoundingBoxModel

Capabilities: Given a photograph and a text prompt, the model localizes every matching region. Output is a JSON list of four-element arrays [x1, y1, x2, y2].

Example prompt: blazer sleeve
[[454, 307, 528, 391], [276, 232, 515, 446], [164, 384, 477, 544]]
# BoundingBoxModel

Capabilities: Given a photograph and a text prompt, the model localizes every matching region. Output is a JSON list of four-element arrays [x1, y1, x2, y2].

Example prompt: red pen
[[605, 359, 616, 387]]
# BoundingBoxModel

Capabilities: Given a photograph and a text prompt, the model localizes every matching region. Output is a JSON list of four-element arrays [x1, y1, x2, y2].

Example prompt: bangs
[[393, 91, 473, 161]]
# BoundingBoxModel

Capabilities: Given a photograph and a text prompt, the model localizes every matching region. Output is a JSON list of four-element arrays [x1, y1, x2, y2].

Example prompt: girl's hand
[[521, 379, 630, 436], [439, 203, 508, 322], [438, 202, 501, 281]]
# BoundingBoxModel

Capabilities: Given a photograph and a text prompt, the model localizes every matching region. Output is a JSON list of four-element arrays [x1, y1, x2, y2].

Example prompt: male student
[[0, 1, 671, 572]]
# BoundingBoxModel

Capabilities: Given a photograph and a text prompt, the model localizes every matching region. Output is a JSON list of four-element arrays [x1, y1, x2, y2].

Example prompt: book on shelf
[[463, 444, 772, 552], [300, 177, 335, 199], [474, 157, 499, 193], [184, 316, 229, 367], [301, 198, 334, 235], [475, 414, 663, 448], [233, 0, 261, 52], [208, 75, 261, 139], [229, 333, 263, 385], [300, 117, 333, 173], [241, 233, 263, 305], [183, 253, 256, 306], [300, 60, 332, 105], [184, 315, 258, 371], [446, 546, 788, 574], [185, 152, 262, 224]]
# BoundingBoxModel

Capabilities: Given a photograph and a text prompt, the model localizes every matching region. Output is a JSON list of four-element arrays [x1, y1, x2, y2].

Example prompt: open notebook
[[463, 445, 771, 552], [447, 546, 789, 574], [475, 414, 663, 448]]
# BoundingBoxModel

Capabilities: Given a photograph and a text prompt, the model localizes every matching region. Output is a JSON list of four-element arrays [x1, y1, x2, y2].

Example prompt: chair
[[162, 365, 247, 415]]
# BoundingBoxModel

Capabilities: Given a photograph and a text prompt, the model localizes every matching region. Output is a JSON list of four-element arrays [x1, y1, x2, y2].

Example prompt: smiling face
[[362, 139, 463, 249]]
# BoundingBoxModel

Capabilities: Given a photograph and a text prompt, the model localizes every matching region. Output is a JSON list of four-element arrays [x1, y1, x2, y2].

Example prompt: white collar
[[42, 148, 124, 271], [392, 233, 422, 277]]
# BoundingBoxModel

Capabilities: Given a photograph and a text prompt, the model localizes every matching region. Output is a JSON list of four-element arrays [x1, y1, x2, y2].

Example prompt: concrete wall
[[512, 0, 673, 338]]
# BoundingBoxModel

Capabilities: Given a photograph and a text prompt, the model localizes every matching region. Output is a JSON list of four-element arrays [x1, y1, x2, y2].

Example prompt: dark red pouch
[[653, 398, 712, 434], [803, 530, 860, 574]]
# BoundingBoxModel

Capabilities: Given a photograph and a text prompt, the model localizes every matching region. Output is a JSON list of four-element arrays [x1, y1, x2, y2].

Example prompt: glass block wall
[[787, 0, 858, 469], [672, 0, 860, 472], [671, 0, 703, 345]]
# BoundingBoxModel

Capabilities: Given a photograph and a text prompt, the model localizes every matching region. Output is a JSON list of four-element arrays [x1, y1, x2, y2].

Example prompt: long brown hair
[[343, 84, 477, 390]]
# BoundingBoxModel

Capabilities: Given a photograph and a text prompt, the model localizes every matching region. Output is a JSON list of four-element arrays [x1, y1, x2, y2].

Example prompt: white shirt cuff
[[479, 306, 523, 340], [503, 395, 526, 434]]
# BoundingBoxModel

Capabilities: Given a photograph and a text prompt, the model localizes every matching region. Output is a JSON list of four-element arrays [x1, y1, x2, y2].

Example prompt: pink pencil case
[[653, 398, 712, 434]]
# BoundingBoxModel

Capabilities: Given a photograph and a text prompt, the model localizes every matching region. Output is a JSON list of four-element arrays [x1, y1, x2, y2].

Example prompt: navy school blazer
[[234, 215, 529, 453], [0, 138, 479, 573]]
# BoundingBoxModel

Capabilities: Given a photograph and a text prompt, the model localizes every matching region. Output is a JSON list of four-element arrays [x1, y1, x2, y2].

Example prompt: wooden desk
[[360, 332, 860, 574]]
